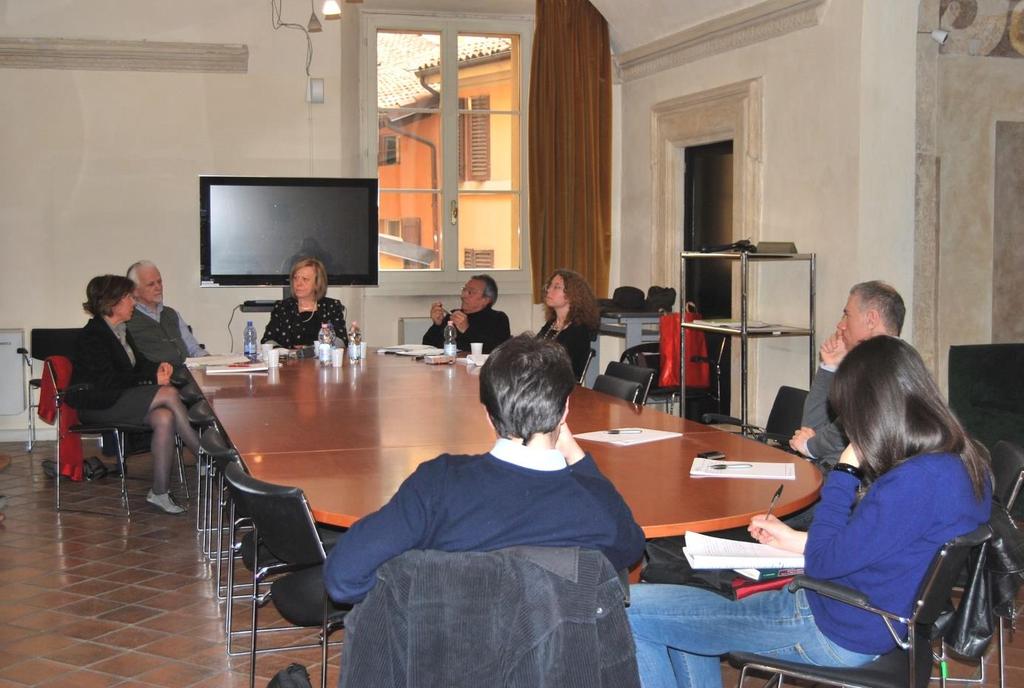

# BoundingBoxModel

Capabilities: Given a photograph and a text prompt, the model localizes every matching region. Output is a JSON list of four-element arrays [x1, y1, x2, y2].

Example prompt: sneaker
[[147, 490, 186, 515]]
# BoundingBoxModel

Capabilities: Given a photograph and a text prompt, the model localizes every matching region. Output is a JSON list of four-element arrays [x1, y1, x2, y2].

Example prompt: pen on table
[[607, 428, 643, 435], [765, 484, 785, 519], [709, 463, 753, 470]]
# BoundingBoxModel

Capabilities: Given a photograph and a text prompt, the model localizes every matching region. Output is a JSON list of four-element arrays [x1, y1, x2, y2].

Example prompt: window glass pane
[[456, 113, 518, 191], [378, 191, 442, 270], [456, 34, 518, 111], [458, 192, 520, 270], [376, 31, 440, 110], [377, 113, 442, 190]]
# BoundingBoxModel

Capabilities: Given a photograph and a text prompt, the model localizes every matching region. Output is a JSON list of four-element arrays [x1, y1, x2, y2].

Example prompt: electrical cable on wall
[[271, 0, 313, 76]]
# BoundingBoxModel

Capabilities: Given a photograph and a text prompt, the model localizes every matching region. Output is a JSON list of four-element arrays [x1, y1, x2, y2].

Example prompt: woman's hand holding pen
[[748, 515, 808, 554]]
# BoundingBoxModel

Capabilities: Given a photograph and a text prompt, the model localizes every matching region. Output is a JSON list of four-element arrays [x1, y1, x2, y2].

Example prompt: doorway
[[683, 140, 733, 418]]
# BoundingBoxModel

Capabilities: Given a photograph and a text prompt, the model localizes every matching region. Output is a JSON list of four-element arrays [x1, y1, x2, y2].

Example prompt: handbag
[[267, 663, 312, 688], [943, 541, 993, 659], [987, 503, 1024, 618]]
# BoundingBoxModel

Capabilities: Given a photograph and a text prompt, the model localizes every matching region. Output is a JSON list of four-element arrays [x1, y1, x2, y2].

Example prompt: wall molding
[[617, 0, 829, 81], [0, 37, 249, 73]]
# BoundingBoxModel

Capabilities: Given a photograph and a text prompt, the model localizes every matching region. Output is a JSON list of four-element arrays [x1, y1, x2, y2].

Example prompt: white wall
[[614, 0, 918, 425], [1, 1, 351, 438]]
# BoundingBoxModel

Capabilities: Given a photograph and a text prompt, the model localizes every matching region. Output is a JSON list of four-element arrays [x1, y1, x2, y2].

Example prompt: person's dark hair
[[479, 335, 575, 442], [543, 268, 600, 332], [83, 275, 136, 317], [830, 336, 989, 498], [472, 274, 499, 305], [850, 281, 905, 336]]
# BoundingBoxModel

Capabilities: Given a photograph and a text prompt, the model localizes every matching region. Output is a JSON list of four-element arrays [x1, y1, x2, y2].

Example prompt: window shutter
[[468, 95, 490, 181], [457, 97, 467, 181]]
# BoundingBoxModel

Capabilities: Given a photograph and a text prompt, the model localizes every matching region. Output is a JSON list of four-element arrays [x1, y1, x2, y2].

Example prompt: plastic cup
[[267, 349, 280, 368], [261, 343, 273, 361], [470, 342, 484, 357], [331, 348, 344, 367]]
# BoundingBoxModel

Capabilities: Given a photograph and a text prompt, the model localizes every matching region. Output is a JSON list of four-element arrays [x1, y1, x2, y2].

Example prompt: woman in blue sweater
[[627, 336, 991, 688]]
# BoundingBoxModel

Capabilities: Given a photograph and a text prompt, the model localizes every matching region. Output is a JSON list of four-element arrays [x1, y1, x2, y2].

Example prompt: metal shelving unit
[[679, 251, 816, 425]]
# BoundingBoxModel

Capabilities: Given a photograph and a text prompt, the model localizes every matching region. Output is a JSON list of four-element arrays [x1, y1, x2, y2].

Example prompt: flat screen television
[[199, 176, 378, 287]]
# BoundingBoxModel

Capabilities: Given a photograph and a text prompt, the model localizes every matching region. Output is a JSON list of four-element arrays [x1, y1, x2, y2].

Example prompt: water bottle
[[243, 321, 258, 361], [443, 320, 458, 360], [318, 323, 333, 366], [348, 322, 362, 361]]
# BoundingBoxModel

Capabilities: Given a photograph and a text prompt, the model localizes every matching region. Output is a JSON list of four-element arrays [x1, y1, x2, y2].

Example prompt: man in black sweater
[[422, 273, 511, 353]]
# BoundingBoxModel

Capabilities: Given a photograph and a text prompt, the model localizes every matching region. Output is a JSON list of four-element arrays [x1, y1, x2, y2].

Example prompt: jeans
[[627, 585, 876, 688]]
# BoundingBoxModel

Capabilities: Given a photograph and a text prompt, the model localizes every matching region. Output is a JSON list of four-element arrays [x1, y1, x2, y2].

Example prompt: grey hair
[[472, 274, 499, 305], [850, 280, 905, 336], [126, 260, 157, 284]]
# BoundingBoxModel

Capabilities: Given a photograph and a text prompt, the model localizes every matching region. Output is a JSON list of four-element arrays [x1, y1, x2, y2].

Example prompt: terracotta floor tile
[[134, 660, 218, 688], [1, 630, 79, 658], [89, 650, 170, 678], [93, 626, 168, 650], [58, 617, 126, 641], [34, 669, 124, 688], [2, 656, 78, 685], [41, 639, 124, 667], [96, 603, 164, 624], [57, 596, 124, 618]]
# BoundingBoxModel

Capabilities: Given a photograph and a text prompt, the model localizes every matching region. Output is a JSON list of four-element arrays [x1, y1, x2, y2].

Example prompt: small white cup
[[360, 342, 368, 358], [331, 348, 344, 367], [260, 343, 273, 362], [470, 342, 484, 357], [267, 349, 280, 368]]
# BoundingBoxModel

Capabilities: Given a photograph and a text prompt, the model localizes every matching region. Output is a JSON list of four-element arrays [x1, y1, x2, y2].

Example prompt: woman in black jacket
[[69, 275, 199, 514], [537, 269, 599, 381]]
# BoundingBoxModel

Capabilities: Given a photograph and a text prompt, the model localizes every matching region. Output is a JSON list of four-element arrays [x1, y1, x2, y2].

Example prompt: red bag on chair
[[659, 306, 710, 389]]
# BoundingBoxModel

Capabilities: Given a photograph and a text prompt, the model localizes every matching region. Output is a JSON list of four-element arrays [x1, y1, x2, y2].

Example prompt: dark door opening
[[683, 140, 733, 418]]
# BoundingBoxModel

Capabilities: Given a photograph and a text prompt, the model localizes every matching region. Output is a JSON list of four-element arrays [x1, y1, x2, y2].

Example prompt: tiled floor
[[0, 442, 337, 688], [1, 440, 1023, 688]]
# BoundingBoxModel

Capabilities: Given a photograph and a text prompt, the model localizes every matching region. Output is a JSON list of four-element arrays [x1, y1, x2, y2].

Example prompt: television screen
[[200, 176, 378, 287]]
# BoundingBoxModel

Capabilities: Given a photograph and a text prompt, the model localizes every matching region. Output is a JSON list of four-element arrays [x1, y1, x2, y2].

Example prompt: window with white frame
[[365, 13, 531, 279]]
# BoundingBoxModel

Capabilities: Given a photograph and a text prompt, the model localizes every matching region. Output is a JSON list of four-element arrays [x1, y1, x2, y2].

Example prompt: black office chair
[[17, 328, 81, 452], [728, 524, 992, 688], [990, 441, 1024, 688], [604, 361, 655, 406], [702, 385, 808, 449], [223, 463, 348, 688], [593, 373, 644, 405]]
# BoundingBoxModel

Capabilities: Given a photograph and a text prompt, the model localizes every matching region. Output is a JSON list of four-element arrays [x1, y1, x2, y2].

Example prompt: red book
[[731, 575, 796, 600]]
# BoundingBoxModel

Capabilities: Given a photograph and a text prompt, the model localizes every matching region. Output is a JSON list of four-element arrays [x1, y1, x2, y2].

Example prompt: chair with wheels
[[223, 462, 348, 688], [702, 385, 808, 449], [17, 328, 81, 452], [728, 523, 992, 688], [604, 361, 655, 406], [593, 373, 643, 405]]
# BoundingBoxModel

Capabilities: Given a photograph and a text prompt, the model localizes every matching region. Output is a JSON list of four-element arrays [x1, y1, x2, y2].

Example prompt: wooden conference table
[[192, 353, 821, 538]]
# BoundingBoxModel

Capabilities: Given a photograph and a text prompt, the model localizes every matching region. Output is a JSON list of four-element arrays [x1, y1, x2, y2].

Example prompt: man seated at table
[[422, 274, 511, 354], [126, 260, 208, 366], [324, 335, 646, 604], [789, 280, 905, 470]]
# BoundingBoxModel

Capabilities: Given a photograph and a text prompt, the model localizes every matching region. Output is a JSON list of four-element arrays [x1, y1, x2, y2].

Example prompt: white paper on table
[[186, 354, 250, 368], [575, 428, 682, 446], [689, 457, 796, 480]]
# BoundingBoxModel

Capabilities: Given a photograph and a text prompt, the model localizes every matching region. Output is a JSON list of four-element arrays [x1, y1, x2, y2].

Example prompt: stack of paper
[[377, 344, 444, 356], [683, 531, 804, 570], [186, 354, 250, 368], [575, 428, 682, 446], [690, 457, 795, 480], [204, 362, 269, 375]]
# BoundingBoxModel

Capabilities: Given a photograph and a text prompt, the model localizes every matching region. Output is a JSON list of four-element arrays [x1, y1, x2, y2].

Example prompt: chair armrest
[[789, 575, 871, 608]]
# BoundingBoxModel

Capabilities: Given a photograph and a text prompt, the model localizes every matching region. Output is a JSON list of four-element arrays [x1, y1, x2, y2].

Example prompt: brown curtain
[[528, 0, 612, 301]]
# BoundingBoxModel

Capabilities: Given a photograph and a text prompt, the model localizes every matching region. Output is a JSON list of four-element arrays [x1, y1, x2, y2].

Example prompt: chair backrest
[[604, 361, 655, 405], [915, 524, 992, 626], [620, 342, 660, 369], [578, 347, 596, 385], [593, 374, 643, 405], [762, 386, 809, 443], [339, 547, 639, 688], [223, 462, 325, 567], [992, 441, 1024, 511], [30, 328, 81, 362]]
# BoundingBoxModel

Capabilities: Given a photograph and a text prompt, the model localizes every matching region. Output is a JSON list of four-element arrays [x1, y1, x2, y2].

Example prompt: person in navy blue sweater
[[627, 336, 992, 688], [324, 334, 646, 604]]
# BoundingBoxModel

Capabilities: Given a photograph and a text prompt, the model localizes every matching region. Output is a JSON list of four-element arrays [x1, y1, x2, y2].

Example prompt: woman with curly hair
[[537, 269, 599, 381]]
